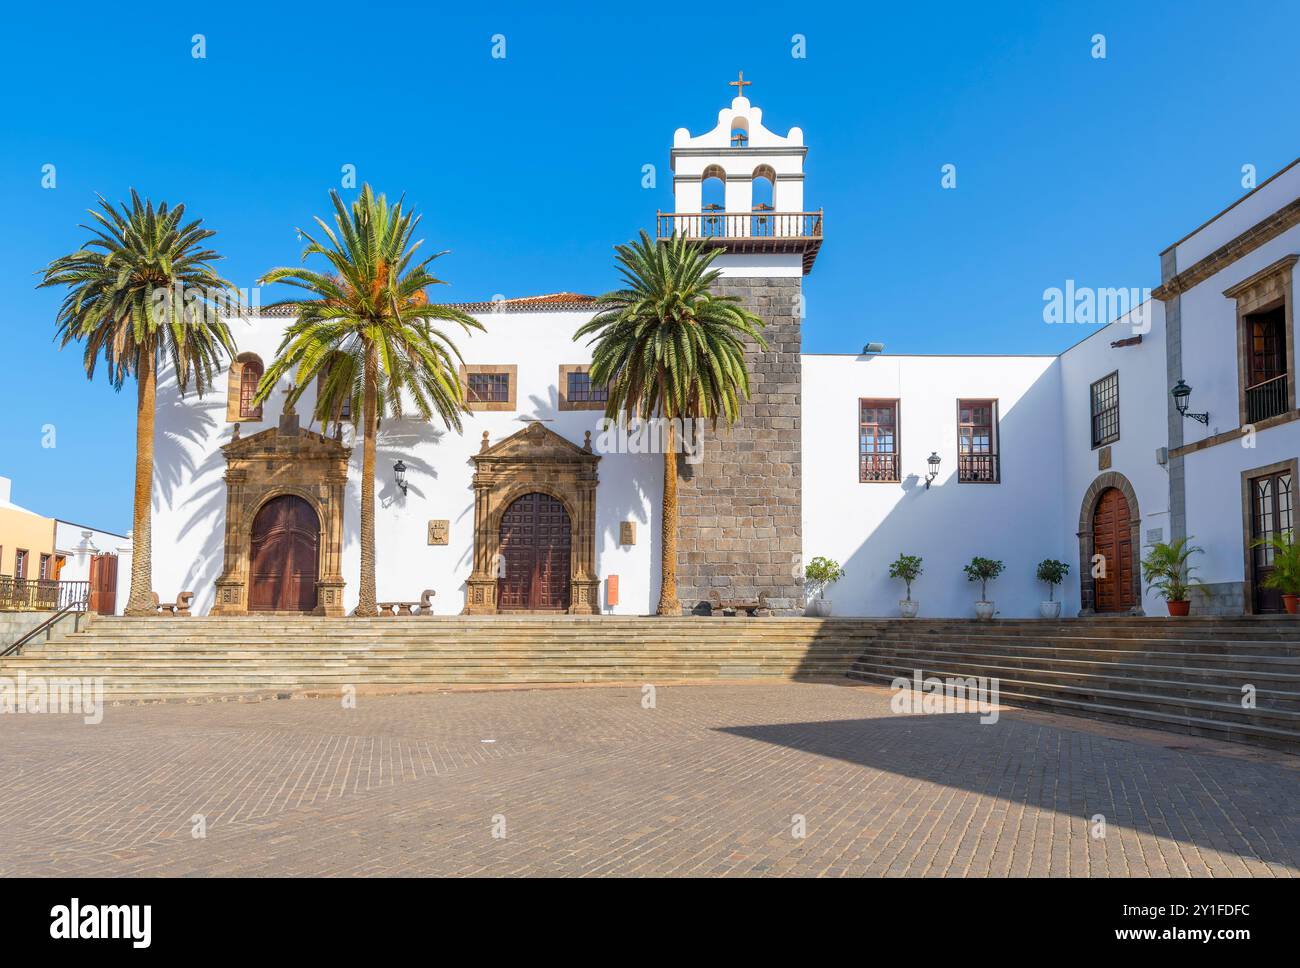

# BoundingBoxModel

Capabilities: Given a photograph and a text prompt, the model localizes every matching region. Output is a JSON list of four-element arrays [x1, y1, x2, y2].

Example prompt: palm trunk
[[657, 419, 681, 616], [354, 344, 379, 617], [123, 349, 157, 616]]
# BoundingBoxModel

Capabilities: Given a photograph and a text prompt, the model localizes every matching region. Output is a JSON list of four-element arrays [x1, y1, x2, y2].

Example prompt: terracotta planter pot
[[1167, 599, 1190, 616], [1283, 594, 1299, 615]]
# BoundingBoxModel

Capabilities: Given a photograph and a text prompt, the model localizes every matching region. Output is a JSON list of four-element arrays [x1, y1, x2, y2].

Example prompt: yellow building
[[0, 477, 59, 606]]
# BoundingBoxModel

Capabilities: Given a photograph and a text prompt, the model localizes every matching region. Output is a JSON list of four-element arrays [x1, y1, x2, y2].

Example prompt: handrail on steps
[[1, 596, 90, 658]]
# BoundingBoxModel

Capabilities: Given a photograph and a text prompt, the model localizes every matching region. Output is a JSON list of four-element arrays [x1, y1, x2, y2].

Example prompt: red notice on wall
[[606, 575, 619, 608]]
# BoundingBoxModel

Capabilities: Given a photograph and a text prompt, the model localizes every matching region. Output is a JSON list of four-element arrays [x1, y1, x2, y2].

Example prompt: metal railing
[[958, 453, 1000, 483], [0, 578, 90, 613], [1, 593, 91, 657], [656, 210, 824, 241], [1246, 373, 1289, 423]]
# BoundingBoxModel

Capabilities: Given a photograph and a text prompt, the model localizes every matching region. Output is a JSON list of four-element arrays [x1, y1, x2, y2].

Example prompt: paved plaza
[[1, 681, 1296, 877]]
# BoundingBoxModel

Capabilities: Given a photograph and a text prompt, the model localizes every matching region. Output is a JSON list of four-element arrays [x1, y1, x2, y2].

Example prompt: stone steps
[[0, 615, 868, 701], [854, 655, 1300, 718], [868, 639, 1300, 670], [857, 641, 1300, 680], [849, 623, 1300, 752], [868, 630, 1300, 653]]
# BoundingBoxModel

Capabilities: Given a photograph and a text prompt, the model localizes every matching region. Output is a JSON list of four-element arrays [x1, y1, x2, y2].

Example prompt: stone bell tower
[[658, 74, 822, 615]]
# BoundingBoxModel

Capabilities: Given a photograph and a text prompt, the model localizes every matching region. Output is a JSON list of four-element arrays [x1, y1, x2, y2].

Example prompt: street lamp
[[1171, 379, 1209, 425], [393, 459, 408, 495], [925, 451, 941, 490]]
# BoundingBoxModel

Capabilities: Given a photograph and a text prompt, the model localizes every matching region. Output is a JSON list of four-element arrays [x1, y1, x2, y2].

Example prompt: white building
[[144, 85, 1300, 619]]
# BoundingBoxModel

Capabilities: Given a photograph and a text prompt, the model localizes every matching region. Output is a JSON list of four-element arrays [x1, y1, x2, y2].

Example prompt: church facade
[[145, 86, 1300, 619]]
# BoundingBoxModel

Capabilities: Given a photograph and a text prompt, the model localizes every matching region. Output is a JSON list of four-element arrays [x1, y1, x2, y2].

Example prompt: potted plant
[[1251, 529, 1300, 614], [804, 556, 845, 617], [963, 556, 1004, 620], [1140, 537, 1204, 616], [889, 553, 923, 617], [1035, 559, 1070, 619]]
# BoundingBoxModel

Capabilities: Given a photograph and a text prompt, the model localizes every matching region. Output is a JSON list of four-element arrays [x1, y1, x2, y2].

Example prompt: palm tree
[[576, 230, 766, 615], [38, 191, 234, 616], [256, 185, 482, 617]]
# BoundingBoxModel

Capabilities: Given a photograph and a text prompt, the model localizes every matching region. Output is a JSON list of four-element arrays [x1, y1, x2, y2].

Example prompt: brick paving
[[0, 681, 1296, 876]]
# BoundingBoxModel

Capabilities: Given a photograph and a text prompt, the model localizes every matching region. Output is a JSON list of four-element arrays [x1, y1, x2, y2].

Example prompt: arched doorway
[[1092, 488, 1136, 612], [249, 495, 319, 612], [1077, 471, 1143, 615], [497, 492, 572, 611]]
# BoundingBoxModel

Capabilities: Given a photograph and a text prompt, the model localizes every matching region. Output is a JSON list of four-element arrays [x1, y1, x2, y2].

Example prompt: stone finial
[[583, 430, 592, 452], [231, 423, 241, 441], [480, 430, 490, 453]]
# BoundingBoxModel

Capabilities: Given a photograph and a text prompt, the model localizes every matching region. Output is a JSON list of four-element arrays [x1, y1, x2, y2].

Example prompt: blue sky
[[1, 1, 1296, 532]]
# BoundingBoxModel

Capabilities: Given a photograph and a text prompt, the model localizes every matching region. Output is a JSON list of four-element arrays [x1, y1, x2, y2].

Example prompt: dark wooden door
[[249, 496, 319, 612], [1250, 470, 1294, 613], [497, 492, 571, 610], [88, 553, 118, 615], [1093, 487, 1135, 613]]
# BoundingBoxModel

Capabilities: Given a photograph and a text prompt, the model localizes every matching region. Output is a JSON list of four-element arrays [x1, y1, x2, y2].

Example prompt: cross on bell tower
[[728, 70, 751, 101]]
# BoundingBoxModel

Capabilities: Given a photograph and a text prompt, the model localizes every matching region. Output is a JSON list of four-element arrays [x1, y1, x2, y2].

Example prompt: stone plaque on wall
[[428, 519, 449, 545], [1097, 446, 1112, 470], [619, 521, 636, 545]]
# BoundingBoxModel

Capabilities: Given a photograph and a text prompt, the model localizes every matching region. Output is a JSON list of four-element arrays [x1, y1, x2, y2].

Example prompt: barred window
[[859, 399, 899, 482], [239, 359, 264, 420], [467, 372, 511, 404], [958, 399, 999, 483], [1090, 372, 1120, 447], [567, 370, 608, 404]]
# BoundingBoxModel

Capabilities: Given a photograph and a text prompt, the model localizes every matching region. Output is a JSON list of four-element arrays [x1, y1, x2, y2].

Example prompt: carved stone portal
[[212, 412, 350, 616], [465, 421, 601, 614]]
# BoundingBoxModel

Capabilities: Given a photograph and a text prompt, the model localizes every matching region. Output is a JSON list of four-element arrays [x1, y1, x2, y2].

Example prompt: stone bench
[[377, 590, 436, 616], [706, 590, 772, 617], [151, 591, 194, 617]]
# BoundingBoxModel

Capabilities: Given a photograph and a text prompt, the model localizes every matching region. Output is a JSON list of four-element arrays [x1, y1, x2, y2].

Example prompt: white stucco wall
[[150, 308, 662, 616], [1169, 161, 1300, 272], [1170, 210, 1300, 594], [53, 520, 128, 583], [1058, 303, 1171, 615], [801, 353, 1067, 618]]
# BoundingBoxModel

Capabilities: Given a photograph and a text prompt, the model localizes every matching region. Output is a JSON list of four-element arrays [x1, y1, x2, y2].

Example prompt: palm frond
[[576, 229, 765, 424], [38, 191, 234, 392]]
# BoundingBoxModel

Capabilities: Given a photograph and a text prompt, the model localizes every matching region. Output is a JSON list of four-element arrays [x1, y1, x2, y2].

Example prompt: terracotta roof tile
[[223, 293, 597, 318]]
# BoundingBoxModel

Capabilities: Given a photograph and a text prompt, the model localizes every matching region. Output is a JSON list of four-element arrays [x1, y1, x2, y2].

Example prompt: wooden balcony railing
[[656, 210, 824, 241], [0, 578, 90, 612], [1246, 373, 1289, 423], [859, 453, 899, 483], [958, 453, 1000, 484]]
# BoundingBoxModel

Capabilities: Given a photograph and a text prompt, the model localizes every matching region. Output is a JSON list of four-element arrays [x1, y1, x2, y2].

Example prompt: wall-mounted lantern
[[393, 459, 408, 495], [925, 451, 941, 490], [1171, 379, 1209, 425]]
